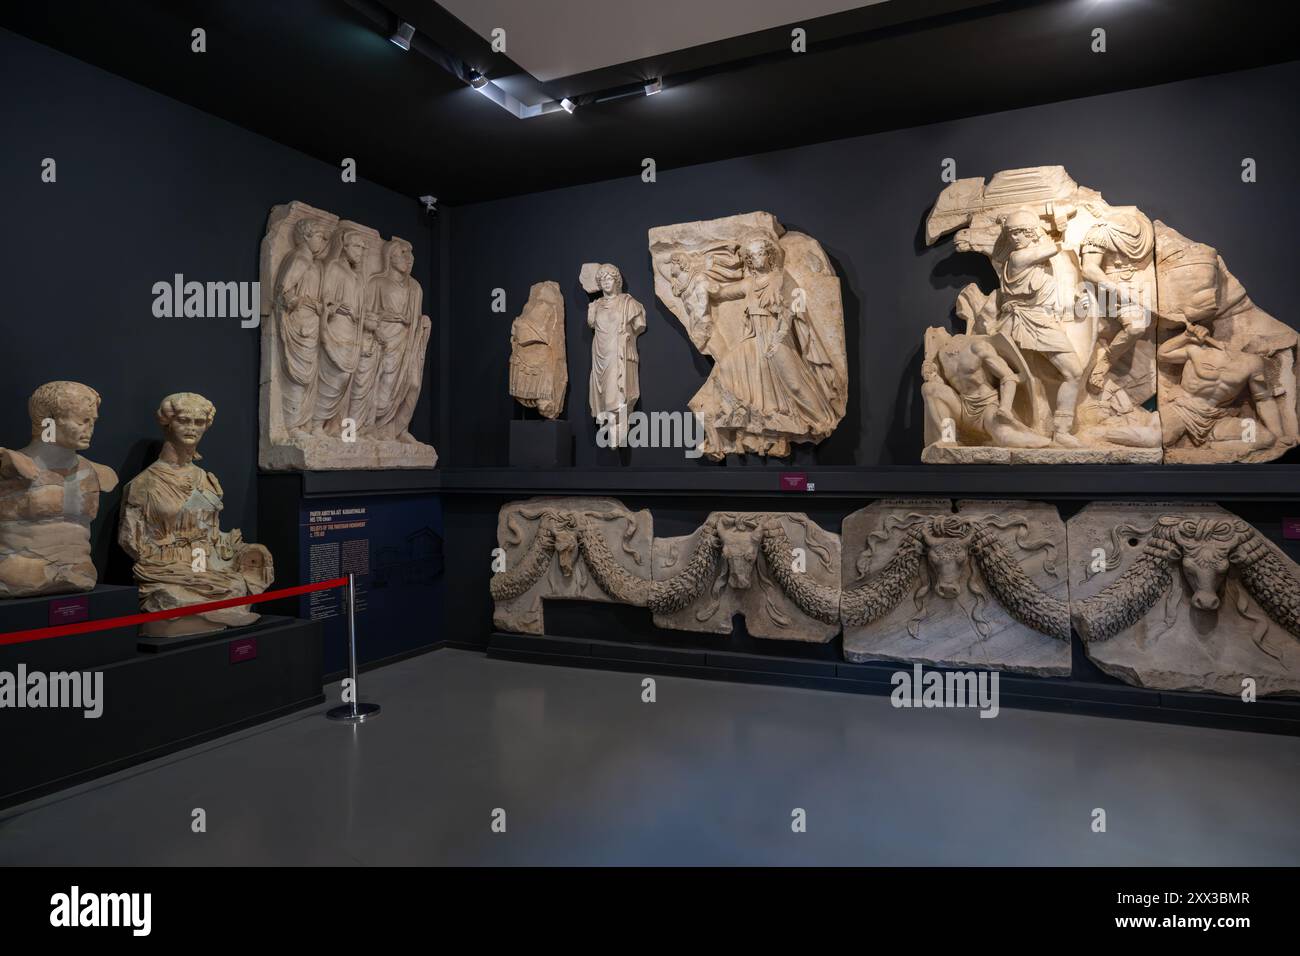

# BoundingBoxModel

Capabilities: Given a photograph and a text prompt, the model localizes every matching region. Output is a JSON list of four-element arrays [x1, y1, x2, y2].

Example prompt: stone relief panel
[[924, 167, 1162, 463], [924, 166, 1299, 464], [1154, 222, 1298, 463], [509, 280, 568, 420], [490, 497, 652, 635], [1069, 502, 1300, 696], [651, 512, 842, 642], [259, 201, 437, 470], [841, 499, 1070, 676], [649, 212, 847, 459]]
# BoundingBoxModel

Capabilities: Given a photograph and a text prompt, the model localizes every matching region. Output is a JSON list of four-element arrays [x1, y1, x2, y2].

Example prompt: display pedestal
[[1, 616, 323, 809], [510, 419, 572, 467], [258, 472, 444, 675], [0, 584, 140, 671], [137, 616, 276, 653]]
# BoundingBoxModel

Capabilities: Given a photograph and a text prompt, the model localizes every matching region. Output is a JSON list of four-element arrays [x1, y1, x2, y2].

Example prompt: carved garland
[[759, 522, 842, 625], [1073, 517, 1300, 643], [490, 513, 843, 625], [840, 516, 1067, 640]]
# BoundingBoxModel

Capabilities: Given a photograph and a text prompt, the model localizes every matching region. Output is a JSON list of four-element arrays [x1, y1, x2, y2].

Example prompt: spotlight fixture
[[644, 78, 662, 96], [389, 21, 415, 51], [560, 97, 577, 114], [468, 69, 489, 90]]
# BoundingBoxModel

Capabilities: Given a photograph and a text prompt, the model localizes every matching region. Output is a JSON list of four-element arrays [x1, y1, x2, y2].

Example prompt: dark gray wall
[[0, 28, 439, 579], [446, 58, 1300, 468]]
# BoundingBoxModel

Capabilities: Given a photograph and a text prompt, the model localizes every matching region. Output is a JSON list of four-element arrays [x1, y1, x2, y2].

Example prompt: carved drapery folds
[[648, 212, 848, 459], [259, 201, 437, 470], [1069, 503, 1300, 696], [841, 500, 1070, 676], [922, 167, 1298, 464]]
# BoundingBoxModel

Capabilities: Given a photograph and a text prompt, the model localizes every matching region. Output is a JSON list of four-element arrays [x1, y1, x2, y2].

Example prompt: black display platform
[[437, 464, 1300, 500], [509, 420, 573, 467], [0, 584, 140, 671], [2, 616, 324, 810], [136, 615, 277, 653], [486, 632, 1300, 736]]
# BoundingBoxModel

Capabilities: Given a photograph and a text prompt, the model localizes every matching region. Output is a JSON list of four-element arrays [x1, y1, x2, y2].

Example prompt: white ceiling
[[436, 0, 888, 82]]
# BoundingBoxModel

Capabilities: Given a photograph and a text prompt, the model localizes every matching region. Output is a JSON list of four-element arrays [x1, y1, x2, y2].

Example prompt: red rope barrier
[[0, 577, 349, 646]]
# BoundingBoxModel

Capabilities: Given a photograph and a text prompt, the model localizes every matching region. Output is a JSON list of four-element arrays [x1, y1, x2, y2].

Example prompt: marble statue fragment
[[1154, 222, 1298, 463], [509, 281, 568, 420], [1068, 502, 1300, 696], [120, 393, 274, 637], [0, 382, 118, 598], [840, 499, 1070, 676], [581, 263, 645, 446], [924, 167, 1162, 463], [649, 212, 847, 459], [490, 497, 652, 634], [924, 166, 1299, 464], [652, 511, 841, 641], [259, 201, 437, 469]]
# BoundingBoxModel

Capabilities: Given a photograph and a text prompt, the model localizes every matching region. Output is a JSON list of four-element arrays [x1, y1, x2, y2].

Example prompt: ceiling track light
[[560, 97, 577, 114], [644, 78, 662, 96], [468, 68, 489, 89], [389, 20, 414, 50]]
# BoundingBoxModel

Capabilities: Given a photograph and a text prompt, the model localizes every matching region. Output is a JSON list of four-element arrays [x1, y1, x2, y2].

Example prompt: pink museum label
[[780, 472, 808, 492], [48, 596, 89, 626], [229, 637, 258, 664], [1283, 518, 1300, 540]]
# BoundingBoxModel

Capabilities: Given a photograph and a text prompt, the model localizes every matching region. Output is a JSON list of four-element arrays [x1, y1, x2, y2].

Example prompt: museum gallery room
[[1, 0, 1298, 890]]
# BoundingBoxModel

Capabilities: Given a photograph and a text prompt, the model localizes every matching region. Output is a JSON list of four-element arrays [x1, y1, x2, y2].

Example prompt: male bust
[[0, 381, 118, 597]]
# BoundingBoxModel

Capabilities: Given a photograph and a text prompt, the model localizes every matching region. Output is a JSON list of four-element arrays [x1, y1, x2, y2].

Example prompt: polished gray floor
[[2, 648, 1297, 865]]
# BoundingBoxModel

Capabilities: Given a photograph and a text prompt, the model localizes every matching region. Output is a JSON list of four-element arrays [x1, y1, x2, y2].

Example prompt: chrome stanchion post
[[327, 573, 381, 722]]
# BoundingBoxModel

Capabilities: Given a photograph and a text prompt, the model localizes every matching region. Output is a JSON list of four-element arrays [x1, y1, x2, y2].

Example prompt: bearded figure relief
[[649, 212, 847, 459], [1069, 503, 1300, 696], [923, 166, 1299, 464], [923, 167, 1164, 463], [839, 499, 1070, 676]]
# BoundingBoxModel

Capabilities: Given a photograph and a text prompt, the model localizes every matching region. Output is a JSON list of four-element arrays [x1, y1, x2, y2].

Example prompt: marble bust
[[119, 393, 274, 637], [0, 381, 118, 598]]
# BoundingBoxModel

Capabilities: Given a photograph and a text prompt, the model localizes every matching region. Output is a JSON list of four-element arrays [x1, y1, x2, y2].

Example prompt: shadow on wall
[[98, 438, 164, 589]]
